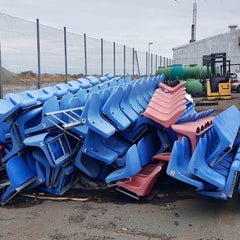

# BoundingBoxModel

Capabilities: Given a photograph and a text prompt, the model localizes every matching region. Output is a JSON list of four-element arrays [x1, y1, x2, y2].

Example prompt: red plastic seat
[[144, 104, 186, 128], [158, 82, 186, 94], [154, 88, 186, 100], [148, 99, 186, 114], [171, 117, 214, 153], [117, 152, 171, 196], [153, 152, 171, 161], [144, 81, 186, 128], [117, 161, 166, 196], [151, 96, 186, 109]]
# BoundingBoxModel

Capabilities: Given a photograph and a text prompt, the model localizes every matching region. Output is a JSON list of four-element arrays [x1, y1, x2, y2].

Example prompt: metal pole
[[135, 50, 140, 76], [132, 47, 134, 77], [146, 52, 148, 76], [0, 42, 3, 99], [113, 42, 115, 76], [160, 56, 162, 67], [101, 38, 103, 76], [84, 33, 87, 76], [123, 45, 126, 78], [64, 27, 68, 83], [148, 45, 150, 75], [148, 43, 153, 75], [36, 19, 41, 89], [163, 57, 165, 67], [151, 53, 153, 76], [155, 54, 157, 74]]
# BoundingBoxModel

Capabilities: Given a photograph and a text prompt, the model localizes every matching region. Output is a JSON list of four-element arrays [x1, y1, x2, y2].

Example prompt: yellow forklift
[[206, 53, 231, 100]]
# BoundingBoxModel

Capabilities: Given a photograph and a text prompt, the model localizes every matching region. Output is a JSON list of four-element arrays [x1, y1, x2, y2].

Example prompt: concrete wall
[[172, 28, 240, 72], [2, 81, 61, 97]]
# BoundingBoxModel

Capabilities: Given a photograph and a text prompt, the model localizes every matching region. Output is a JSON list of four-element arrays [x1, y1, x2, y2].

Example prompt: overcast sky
[[1, 0, 240, 58]]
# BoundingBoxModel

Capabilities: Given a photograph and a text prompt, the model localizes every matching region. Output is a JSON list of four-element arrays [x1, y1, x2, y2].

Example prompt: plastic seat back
[[120, 85, 138, 124], [105, 144, 142, 183], [80, 92, 115, 138], [102, 87, 131, 130], [1, 156, 36, 205], [86, 76, 99, 85], [77, 78, 91, 88]]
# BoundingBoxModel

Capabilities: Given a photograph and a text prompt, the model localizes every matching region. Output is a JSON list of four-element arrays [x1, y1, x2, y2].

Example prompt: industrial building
[[172, 25, 240, 73]]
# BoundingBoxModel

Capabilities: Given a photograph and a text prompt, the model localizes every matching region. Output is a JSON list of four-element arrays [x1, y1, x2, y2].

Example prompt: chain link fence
[[0, 13, 172, 95]]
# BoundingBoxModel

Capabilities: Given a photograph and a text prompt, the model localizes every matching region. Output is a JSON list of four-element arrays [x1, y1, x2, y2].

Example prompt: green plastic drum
[[170, 64, 184, 80], [164, 66, 172, 80], [156, 66, 165, 76], [186, 80, 203, 93]]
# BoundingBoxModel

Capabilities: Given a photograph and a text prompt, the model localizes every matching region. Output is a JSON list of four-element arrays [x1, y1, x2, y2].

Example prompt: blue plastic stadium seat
[[120, 85, 138, 124], [23, 97, 60, 136], [56, 83, 70, 93], [197, 146, 240, 200], [26, 89, 53, 102], [167, 136, 211, 190], [188, 130, 228, 190], [207, 105, 240, 164], [67, 80, 81, 93], [99, 76, 108, 82], [80, 92, 115, 138], [102, 87, 131, 131], [0, 99, 23, 122], [5, 92, 37, 108], [1, 156, 36, 205], [124, 76, 132, 83], [98, 82, 109, 90], [75, 89, 87, 105], [77, 78, 91, 88], [134, 81, 148, 109], [31, 149, 53, 188], [106, 74, 114, 80], [62, 96, 88, 138], [88, 85, 99, 93], [43, 86, 67, 98], [74, 150, 101, 178], [117, 77, 125, 85], [59, 92, 73, 110], [86, 76, 99, 85], [128, 82, 144, 114], [82, 129, 118, 164], [24, 131, 71, 167], [102, 135, 129, 157], [108, 79, 118, 87], [105, 144, 142, 183], [41, 164, 78, 195]]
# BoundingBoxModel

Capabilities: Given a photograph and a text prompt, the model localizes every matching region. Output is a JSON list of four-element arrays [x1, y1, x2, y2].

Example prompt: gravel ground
[[0, 90, 239, 240]]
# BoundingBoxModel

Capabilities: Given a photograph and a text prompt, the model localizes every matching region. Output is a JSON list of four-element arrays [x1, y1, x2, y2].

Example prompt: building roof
[[172, 28, 240, 51]]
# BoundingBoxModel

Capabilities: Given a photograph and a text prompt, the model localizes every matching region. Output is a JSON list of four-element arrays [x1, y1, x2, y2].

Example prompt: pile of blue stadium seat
[[0, 73, 239, 205]]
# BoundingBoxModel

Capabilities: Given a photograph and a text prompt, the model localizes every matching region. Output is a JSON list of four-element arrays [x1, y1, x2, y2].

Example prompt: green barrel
[[170, 64, 185, 80], [202, 66, 208, 78], [186, 80, 203, 93], [184, 65, 190, 79], [156, 66, 165, 76], [164, 66, 172, 80], [188, 64, 198, 78]]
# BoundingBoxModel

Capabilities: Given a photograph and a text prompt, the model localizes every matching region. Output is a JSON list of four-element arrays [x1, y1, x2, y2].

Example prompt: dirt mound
[[1, 67, 24, 83]]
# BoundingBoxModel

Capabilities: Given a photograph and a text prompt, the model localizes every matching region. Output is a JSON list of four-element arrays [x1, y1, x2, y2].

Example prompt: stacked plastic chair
[[167, 105, 240, 200], [0, 73, 240, 204], [0, 74, 167, 204]]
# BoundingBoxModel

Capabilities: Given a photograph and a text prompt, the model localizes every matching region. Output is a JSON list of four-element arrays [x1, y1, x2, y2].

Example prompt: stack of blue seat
[[0, 73, 239, 204], [167, 105, 240, 200], [0, 74, 171, 205]]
